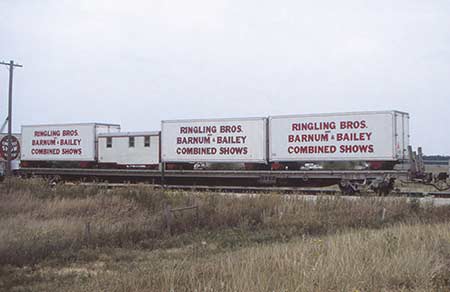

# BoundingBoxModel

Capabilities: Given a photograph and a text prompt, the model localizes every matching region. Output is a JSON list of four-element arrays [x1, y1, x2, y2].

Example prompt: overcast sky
[[0, 0, 449, 154]]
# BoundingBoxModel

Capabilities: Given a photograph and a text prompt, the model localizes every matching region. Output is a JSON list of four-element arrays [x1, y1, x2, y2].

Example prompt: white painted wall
[[161, 117, 267, 163], [269, 111, 409, 162], [98, 134, 159, 166], [21, 123, 120, 161]]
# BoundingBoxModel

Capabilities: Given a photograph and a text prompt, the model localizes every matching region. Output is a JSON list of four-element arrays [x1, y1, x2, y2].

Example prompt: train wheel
[[338, 180, 360, 196]]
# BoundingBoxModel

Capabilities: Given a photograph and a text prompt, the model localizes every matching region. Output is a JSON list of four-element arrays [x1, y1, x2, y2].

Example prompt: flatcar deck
[[18, 167, 408, 178], [17, 167, 410, 188]]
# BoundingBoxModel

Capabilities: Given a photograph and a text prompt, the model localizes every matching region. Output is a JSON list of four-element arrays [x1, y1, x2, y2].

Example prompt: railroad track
[[66, 182, 450, 198]]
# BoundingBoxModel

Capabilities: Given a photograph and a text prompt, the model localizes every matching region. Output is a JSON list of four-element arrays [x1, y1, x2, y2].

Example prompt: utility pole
[[0, 60, 23, 177]]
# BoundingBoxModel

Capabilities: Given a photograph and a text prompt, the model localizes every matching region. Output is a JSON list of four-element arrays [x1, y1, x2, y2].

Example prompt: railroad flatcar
[[13, 110, 442, 194]]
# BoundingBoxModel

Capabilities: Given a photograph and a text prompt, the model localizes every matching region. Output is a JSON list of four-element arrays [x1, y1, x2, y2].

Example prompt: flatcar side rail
[[18, 167, 409, 180]]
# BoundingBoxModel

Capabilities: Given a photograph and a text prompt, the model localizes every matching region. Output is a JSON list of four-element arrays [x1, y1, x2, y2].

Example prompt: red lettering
[[339, 144, 374, 153], [219, 125, 242, 133], [219, 147, 248, 155], [176, 147, 217, 155], [287, 145, 336, 154], [291, 122, 336, 131], [179, 126, 217, 134], [62, 129, 79, 136], [340, 120, 366, 129]]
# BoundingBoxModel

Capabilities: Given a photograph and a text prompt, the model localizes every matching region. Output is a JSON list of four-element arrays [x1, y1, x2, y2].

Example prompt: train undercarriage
[[10, 147, 450, 196]]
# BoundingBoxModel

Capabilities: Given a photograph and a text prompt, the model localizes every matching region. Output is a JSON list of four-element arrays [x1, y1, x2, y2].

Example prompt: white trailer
[[161, 117, 267, 163], [269, 111, 409, 162], [21, 123, 120, 162], [98, 131, 160, 167]]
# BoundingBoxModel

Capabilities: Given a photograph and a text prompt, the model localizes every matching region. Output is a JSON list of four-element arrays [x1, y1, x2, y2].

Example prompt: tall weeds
[[1, 178, 449, 267], [76, 223, 450, 292]]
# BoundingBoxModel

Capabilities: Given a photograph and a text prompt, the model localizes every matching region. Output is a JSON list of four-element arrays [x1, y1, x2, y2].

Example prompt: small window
[[106, 137, 112, 148], [129, 136, 135, 148], [144, 136, 150, 147]]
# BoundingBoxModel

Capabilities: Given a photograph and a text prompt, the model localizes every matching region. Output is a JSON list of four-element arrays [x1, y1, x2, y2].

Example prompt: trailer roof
[[162, 116, 267, 123], [98, 131, 159, 137], [21, 122, 121, 127], [269, 110, 409, 119]]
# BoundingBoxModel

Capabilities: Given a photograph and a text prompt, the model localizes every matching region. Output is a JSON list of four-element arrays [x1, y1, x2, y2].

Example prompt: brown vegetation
[[68, 223, 450, 292], [0, 178, 449, 291]]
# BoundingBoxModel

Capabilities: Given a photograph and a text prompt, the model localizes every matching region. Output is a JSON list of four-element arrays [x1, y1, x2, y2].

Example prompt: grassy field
[[1, 178, 450, 291]]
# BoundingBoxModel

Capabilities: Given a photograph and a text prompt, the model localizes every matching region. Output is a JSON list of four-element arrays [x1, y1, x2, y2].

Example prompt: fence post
[[195, 205, 199, 227], [85, 222, 91, 246], [161, 162, 166, 189], [163, 203, 172, 235]]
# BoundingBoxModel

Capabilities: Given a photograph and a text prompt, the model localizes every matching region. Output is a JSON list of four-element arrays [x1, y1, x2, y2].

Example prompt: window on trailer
[[129, 137, 135, 148], [106, 137, 112, 148], [144, 136, 150, 147]]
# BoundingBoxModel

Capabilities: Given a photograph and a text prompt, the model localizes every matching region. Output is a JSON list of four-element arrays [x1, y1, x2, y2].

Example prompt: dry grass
[[65, 223, 450, 292], [1, 178, 450, 291]]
